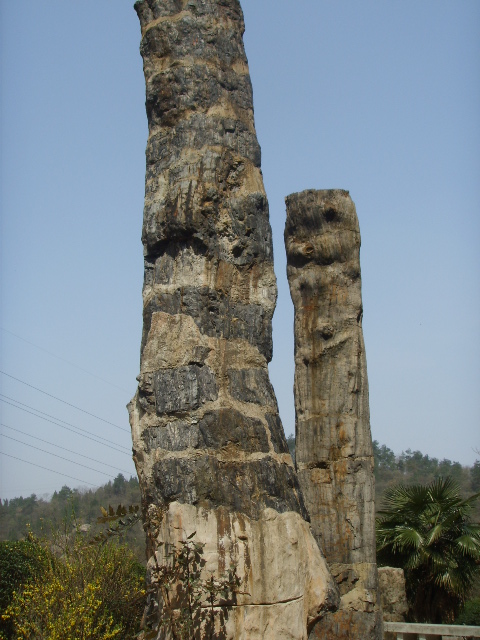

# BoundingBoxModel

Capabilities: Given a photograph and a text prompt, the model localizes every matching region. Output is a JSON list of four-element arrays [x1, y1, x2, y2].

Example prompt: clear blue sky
[[1, 1, 479, 501]]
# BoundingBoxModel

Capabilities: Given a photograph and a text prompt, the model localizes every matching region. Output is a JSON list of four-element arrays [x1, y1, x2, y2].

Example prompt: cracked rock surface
[[129, 2, 337, 637], [285, 189, 382, 639]]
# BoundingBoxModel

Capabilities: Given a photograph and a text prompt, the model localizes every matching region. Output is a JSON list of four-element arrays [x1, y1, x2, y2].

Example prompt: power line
[[0, 452, 97, 488], [0, 423, 132, 476], [0, 394, 131, 452], [1, 433, 116, 478], [0, 397, 131, 455], [0, 396, 131, 453], [0, 327, 129, 393], [0, 371, 129, 432]]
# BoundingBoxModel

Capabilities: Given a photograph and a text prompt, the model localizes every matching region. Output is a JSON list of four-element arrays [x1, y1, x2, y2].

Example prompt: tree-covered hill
[[0, 474, 144, 561], [373, 441, 479, 514]]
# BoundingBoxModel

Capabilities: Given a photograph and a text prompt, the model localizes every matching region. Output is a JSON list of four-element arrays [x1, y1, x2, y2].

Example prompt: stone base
[[146, 502, 339, 639], [308, 609, 383, 640], [308, 562, 383, 639], [378, 566, 408, 623]]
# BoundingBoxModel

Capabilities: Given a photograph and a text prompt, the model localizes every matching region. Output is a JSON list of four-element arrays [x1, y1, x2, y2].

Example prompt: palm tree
[[376, 477, 480, 623]]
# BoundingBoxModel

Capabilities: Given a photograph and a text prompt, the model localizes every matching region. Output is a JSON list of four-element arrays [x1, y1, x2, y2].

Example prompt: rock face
[[378, 567, 408, 622], [129, 2, 338, 637], [285, 189, 382, 639], [378, 567, 408, 640]]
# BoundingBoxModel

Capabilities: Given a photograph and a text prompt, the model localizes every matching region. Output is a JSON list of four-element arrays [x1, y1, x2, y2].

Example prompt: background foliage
[[0, 474, 144, 560], [376, 478, 480, 623], [0, 536, 50, 640], [1, 524, 145, 640], [1, 444, 479, 628]]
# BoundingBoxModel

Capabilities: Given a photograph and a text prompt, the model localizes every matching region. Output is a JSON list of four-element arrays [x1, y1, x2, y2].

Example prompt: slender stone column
[[129, 3, 337, 637], [285, 189, 382, 639]]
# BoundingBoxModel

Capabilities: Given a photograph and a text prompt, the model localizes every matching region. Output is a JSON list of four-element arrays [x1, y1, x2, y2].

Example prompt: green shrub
[[2, 528, 145, 640], [0, 536, 50, 639], [455, 598, 480, 626]]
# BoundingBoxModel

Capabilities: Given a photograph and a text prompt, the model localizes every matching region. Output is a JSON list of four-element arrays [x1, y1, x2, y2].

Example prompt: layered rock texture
[[129, 2, 337, 637], [285, 190, 382, 639]]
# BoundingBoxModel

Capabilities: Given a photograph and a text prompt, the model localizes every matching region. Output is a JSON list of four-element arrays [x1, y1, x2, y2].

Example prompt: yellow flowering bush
[[3, 530, 145, 640]]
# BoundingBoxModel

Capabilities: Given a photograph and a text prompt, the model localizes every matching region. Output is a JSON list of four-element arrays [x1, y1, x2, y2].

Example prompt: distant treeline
[[0, 474, 145, 561], [1, 441, 479, 556], [372, 440, 479, 504]]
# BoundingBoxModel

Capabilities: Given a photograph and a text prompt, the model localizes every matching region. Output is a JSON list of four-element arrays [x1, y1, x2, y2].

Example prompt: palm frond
[[455, 535, 480, 557], [426, 523, 444, 545], [375, 476, 480, 620]]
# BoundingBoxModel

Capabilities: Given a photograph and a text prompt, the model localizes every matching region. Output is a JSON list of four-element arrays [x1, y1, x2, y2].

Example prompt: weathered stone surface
[[142, 409, 270, 453], [147, 456, 310, 519], [142, 285, 273, 360], [130, 3, 338, 637], [228, 368, 277, 406], [265, 413, 290, 454], [285, 189, 382, 639], [378, 567, 408, 623], [153, 364, 218, 413], [147, 502, 338, 639]]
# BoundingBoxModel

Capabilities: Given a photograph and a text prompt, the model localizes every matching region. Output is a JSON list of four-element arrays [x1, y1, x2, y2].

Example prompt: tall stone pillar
[[285, 189, 382, 639], [129, 3, 337, 638]]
